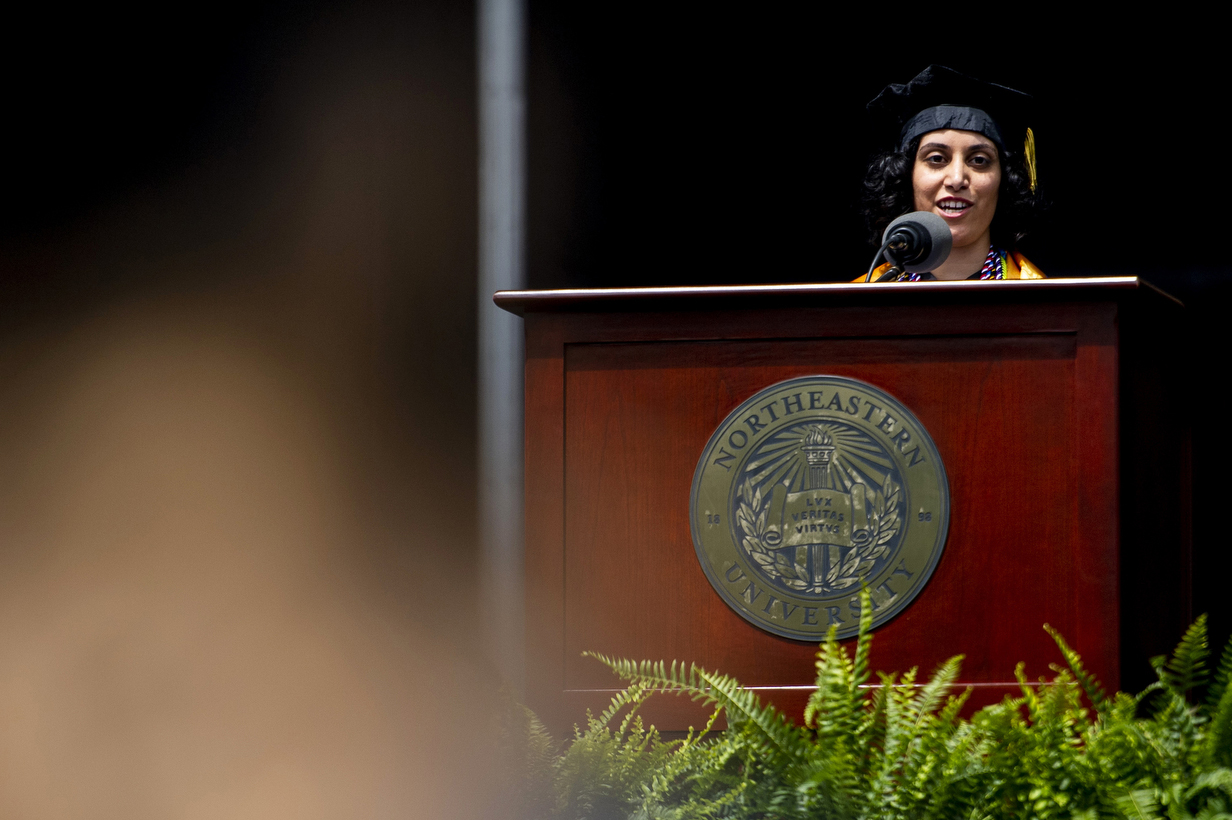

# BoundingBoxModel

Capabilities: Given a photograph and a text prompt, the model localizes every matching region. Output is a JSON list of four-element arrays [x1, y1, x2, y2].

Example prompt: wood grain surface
[[519, 284, 1185, 732]]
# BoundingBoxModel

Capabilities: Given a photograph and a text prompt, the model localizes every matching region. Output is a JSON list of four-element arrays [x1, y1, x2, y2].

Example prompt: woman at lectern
[[858, 65, 1046, 282]]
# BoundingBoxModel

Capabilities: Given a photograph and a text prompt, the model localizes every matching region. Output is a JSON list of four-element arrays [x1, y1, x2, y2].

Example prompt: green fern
[[503, 607, 1232, 820], [1115, 788, 1163, 819], [1164, 615, 1211, 697], [582, 654, 809, 768], [1209, 632, 1232, 711], [1046, 622, 1109, 712]]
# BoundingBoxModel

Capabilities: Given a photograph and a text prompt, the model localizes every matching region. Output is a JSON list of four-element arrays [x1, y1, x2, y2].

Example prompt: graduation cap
[[867, 65, 1037, 191]]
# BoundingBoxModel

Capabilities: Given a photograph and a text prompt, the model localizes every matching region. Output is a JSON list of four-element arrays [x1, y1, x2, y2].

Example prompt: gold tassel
[[1024, 127, 1038, 193]]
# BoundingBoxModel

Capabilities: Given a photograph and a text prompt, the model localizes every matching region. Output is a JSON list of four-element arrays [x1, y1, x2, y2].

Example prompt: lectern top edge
[[494, 276, 1181, 316]]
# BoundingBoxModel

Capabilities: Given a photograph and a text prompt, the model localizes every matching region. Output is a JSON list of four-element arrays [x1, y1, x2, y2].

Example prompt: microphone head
[[881, 211, 953, 273]]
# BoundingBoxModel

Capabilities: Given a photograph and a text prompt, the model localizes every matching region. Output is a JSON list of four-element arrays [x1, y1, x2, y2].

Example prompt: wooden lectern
[[496, 278, 1190, 733]]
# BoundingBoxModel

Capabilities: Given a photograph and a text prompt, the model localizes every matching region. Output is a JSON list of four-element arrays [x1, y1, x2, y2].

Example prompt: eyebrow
[[917, 141, 997, 155]]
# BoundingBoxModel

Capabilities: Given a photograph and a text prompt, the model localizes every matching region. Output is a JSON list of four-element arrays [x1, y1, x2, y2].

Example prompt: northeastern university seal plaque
[[690, 376, 949, 640]]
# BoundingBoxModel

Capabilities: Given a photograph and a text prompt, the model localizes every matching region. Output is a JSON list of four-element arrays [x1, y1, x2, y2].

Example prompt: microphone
[[865, 211, 953, 281]]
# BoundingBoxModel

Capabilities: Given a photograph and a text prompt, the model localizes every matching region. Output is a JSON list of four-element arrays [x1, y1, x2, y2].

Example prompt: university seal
[[690, 375, 949, 640]]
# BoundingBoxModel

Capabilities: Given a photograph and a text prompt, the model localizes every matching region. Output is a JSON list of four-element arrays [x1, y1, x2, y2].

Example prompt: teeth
[[939, 201, 970, 211]]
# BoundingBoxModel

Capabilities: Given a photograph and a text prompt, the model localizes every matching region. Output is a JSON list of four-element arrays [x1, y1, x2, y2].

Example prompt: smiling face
[[912, 129, 1001, 250]]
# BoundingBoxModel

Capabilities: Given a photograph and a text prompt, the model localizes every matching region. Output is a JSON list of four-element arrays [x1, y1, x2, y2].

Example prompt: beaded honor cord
[[892, 245, 1005, 282]]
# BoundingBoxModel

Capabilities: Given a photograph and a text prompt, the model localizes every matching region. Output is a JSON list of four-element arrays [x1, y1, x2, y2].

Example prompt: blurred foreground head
[[0, 3, 502, 817]]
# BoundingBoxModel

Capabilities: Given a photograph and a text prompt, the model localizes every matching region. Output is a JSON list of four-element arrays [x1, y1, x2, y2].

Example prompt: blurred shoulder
[[851, 262, 892, 283], [1007, 252, 1045, 279], [849, 252, 1046, 283]]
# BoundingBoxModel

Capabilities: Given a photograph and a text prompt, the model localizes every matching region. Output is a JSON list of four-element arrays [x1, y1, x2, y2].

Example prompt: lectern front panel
[[562, 334, 1079, 691], [508, 284, 1173, 732]]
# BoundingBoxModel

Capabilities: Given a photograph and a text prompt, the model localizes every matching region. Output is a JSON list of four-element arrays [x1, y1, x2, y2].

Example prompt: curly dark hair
[[859, 137, 1045, 250]]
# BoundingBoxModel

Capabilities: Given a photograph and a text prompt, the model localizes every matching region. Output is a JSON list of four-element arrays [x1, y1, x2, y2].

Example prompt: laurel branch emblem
[[736, 474, 901, 594], [691, 376, 948, 640]]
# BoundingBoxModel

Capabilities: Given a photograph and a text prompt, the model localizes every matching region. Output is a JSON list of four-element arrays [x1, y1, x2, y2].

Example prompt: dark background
[[526, 7, 1232, 663], [0, 4, 1224, 781], [528, 12, 1232, 288]]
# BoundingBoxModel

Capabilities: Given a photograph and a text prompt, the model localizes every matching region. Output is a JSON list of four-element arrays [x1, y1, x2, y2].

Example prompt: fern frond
[[585, 653, 809, 763], [594, 680, 653, 735], [852, 584, 875, 691], [1114, 788, 1163, 819], [808, 624, 859, 738], [1163, 614, 1210, 696], [937, 686, 973, 728], [1188, 767, 1232, 801], [859, 674, 890, 761], [911, 655, 964, 727], [1045, 623, 1109, 712], [1205, 672, 1232, 769], [1014, 661, 1042, 724], [1209, 630, 1232, 713]]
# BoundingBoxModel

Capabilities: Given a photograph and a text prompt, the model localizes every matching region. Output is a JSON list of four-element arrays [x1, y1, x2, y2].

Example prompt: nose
[[944, 158, 968, 191]]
